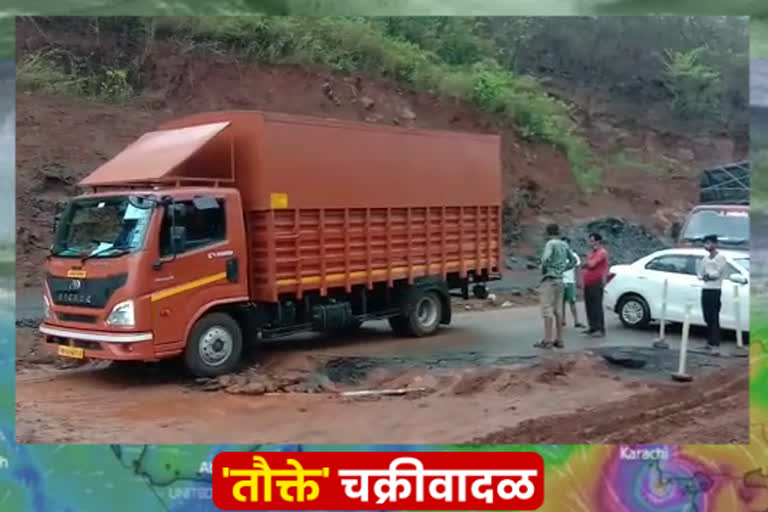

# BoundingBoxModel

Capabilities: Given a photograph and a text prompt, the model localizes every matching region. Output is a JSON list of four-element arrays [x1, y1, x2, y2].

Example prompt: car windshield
[[51, 195, 153, 258], [681, 209, 749, 245]]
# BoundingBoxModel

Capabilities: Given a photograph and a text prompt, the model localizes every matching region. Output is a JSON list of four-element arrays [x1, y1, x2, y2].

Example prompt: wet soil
[[16, 326, 749, 444], [473, 365, 749, 444]]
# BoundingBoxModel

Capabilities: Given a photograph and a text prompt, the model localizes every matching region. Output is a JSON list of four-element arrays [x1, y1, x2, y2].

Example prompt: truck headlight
[[106, 300, 135, 327], [43, 295, 54, 320]]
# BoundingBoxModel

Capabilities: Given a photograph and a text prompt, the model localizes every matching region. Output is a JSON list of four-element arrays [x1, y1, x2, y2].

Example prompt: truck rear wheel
[[184, 312, 243, 377], [406, 290, 443, 337]]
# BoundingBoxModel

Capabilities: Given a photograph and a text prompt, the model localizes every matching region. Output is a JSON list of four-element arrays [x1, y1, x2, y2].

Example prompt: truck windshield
[[51, 196, 153, 258], [681, 210, 749, 246]]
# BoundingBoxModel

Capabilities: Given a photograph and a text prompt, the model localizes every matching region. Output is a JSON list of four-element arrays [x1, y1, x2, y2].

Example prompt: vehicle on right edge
[[677, 161, 749, 253], [604, 247, 749, 334]]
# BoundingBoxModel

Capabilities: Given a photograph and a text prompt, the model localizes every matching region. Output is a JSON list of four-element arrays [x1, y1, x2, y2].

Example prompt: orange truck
[[40, 111, 502, 376]]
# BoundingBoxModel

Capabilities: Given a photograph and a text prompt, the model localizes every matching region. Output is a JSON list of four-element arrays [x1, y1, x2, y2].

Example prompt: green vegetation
[[17, 16, 747, 190], [609, 153, 661, 174], [0, 16, 12, 60], [754, 148, 768, 212], [18, 51, 135, 101], [661, 47, 722, 119]]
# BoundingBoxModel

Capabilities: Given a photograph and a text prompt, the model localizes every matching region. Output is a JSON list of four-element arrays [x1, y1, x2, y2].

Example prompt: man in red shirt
[[582, 232, 608, 337]]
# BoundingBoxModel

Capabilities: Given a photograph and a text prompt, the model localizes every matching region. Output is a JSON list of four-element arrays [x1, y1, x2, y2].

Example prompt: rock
[[464, 304, 472, 310], [676, 148, 695, 161], [240, 382, 266, 395], [399, 106, 416, 120], [501, 301, 513, 308], [360, 96, 375, 110]]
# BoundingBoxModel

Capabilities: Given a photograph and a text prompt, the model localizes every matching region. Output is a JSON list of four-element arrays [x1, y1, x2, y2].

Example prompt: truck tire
[[472, 284, 489, 300], [388, 316, 410, 336], [406, 290, 443, 337], [184, 312, 243, 377]]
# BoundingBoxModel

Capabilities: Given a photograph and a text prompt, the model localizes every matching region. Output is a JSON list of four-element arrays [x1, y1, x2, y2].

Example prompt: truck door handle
[[226, 258, 239, 283]]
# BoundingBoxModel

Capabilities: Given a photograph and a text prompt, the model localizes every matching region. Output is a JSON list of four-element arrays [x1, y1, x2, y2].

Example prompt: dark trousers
[[584, 283, 605, 333], [701, 289, 722, 347]]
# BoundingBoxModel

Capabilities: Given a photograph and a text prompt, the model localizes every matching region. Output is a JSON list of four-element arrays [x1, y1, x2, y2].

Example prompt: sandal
[[534, 340, 554, 349]]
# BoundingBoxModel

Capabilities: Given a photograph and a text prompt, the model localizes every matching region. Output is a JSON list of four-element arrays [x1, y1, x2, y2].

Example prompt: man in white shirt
[[561, 237, 585, 328], [696, 234, 728, 356]]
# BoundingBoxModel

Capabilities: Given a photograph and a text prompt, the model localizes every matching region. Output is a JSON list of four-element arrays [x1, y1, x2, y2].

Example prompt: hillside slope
[[15, 18, 747, 287]]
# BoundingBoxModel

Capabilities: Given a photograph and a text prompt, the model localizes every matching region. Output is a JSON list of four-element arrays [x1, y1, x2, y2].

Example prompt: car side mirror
[[729, 273, 748, 285]]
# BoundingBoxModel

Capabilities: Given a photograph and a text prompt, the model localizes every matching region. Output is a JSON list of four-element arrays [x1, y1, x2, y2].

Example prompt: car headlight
[[43, 295, 54, 320], [106, 300, 135, 327]]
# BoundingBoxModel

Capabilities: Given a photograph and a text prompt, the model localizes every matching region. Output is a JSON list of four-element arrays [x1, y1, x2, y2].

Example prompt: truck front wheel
[[184, 312, 243, 377]]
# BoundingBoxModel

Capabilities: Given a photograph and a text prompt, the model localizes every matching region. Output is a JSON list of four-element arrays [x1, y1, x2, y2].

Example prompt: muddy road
[[16, 304, 749, 445]]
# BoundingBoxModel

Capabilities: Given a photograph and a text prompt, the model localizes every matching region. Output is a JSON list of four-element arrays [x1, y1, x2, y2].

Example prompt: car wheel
[[618, 294, 651, 329]]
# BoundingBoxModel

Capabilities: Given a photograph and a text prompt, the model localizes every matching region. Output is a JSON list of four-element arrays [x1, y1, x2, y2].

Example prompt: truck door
[[150, 195, 245, 351]]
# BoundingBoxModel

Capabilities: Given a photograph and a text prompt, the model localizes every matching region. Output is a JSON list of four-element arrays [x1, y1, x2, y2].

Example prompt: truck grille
[[58, 313, 98, 324], [46, 273, 127, 309]]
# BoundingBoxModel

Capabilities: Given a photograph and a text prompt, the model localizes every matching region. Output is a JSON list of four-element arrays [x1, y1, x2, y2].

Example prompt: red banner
[[212, 451, 544, 510]]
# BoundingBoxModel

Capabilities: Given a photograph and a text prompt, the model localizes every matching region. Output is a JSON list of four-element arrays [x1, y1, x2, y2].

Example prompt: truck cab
[[42, 187, 249, 371], [678, 161, 749, 253], [677, 204, 749, 251]]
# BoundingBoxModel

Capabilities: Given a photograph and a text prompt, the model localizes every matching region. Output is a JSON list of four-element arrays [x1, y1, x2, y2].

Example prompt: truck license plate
[[58, 346, 84, 359]]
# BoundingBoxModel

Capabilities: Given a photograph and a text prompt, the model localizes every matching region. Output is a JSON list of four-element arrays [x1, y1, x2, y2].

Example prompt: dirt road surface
[[16, 304, 749, 445]]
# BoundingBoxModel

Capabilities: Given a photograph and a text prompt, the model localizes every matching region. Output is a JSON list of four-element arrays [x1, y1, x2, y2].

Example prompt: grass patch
[[609, 152, 661, 174], [17, 50, 135, 101]]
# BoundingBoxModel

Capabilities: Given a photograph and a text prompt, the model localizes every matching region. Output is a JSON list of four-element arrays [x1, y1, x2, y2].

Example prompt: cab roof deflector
[[79, 121, 234, 188]]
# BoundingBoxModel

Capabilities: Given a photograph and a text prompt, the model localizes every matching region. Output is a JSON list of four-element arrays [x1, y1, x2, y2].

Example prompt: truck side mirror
[[669, 222, 681, 241], [52, 213, 61, 234], [52, 201, 65, 234], [170, 225, 187, 254]]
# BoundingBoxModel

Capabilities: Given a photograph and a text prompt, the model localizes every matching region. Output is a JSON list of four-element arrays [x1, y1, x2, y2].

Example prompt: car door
[[719, 259, 749, 331], [643, 254, 699, 323]]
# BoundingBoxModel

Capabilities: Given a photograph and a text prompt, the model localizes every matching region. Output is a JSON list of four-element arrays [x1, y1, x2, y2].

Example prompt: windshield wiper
[[80, 245, 131, 264]]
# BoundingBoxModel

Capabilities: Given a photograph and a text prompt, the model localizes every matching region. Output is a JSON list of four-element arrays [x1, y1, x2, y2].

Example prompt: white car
[[604, 248, 749, 333]]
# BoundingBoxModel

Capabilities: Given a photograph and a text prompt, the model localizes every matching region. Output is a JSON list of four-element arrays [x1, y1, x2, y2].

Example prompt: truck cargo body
[[158, 111, 502, 303], [41, 111, 502, 376]]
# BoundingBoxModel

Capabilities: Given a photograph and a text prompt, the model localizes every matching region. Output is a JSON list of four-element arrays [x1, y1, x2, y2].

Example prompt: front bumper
[[40, 324, 157, 361]]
